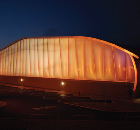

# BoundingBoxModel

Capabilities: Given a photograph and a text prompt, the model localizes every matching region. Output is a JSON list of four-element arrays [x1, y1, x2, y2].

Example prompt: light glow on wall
[[61, 82, 65, 86], [0, 36, 138, 90]]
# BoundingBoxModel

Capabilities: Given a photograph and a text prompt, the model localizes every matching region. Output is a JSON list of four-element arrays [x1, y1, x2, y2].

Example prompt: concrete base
[[0, 75, 132, 100]]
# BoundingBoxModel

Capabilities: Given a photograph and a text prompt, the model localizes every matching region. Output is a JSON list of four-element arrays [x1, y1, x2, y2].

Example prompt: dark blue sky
[[0, 0, 140, 49]]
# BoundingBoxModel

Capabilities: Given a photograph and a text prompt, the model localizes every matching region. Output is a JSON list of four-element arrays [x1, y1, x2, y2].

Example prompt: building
[[0, 36, 139, 99]]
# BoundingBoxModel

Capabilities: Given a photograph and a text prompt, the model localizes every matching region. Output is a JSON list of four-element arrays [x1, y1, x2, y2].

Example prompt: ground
[[0, 84, 140, 130]]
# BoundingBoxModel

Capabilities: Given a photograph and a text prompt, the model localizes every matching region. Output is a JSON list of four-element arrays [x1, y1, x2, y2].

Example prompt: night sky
[[0, 0, 140, 50]]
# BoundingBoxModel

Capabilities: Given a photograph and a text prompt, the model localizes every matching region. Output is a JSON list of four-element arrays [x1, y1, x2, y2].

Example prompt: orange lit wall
[[0, 36, 138, 90]]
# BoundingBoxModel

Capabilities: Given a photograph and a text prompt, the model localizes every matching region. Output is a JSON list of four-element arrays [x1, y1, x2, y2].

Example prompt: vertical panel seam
[[1, 51, 2, 74], [29, 38, 31, 76], [75, 38, 78, 79], [125, 52, 127, 82], [53, 38, 55, 78], [68, 38, 69, 78], [16, 43, 18, 76], [0, 52, 1, 75], [17, 42, 19, 76], [37, 38, 39, 77], [6, 48, 7, 75], [103, 43, 104, 80], [22, 40, 23, 76], [9, 47, 10, 75], [7, 47, 9, 75], [13, 44, 15, 76], [15, 43, 17, 75], [19, 41, 20, 76], [59, 38, 62, 78], [5, 49, 6, 75], [47, 38, 50, 77], [43, 38, 45, 77], [15, 43, 17, 76], [92, 40, 96, 80], [4, 50, 5, 75], [112, 46, 116, 81], [3, 51, 4, 75], [25, 39, 27, 76], [0, 51, 1, 75], [17, 41, 20, 76], [2, 51, 3, 74], [34, 38, 35, 77], [10, 47, 11, 75], [84, 38, 85, 79]]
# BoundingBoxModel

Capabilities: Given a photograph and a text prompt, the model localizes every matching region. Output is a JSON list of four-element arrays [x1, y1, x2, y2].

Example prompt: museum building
[[0, 36, 139, 99]]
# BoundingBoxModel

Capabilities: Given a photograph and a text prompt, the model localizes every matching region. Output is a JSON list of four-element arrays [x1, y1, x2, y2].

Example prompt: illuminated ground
[[0, 84, 140, 130]]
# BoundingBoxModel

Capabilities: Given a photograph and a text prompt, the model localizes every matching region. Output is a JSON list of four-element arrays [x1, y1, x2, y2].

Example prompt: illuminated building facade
[[0, 36, 139, 99]]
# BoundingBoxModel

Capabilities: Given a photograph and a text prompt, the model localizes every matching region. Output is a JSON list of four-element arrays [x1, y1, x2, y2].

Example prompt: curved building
[[0, 36, 139, 99]]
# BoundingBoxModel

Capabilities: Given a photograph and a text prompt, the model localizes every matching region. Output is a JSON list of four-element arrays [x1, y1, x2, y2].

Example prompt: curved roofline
[[0, 36, 76, 51], [1, 36, 139, 59], [75, 36, 139, 59]]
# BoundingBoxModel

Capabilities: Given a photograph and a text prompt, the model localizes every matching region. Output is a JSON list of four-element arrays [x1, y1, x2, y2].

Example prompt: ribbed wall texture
[[0, 36, 137, 89]]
